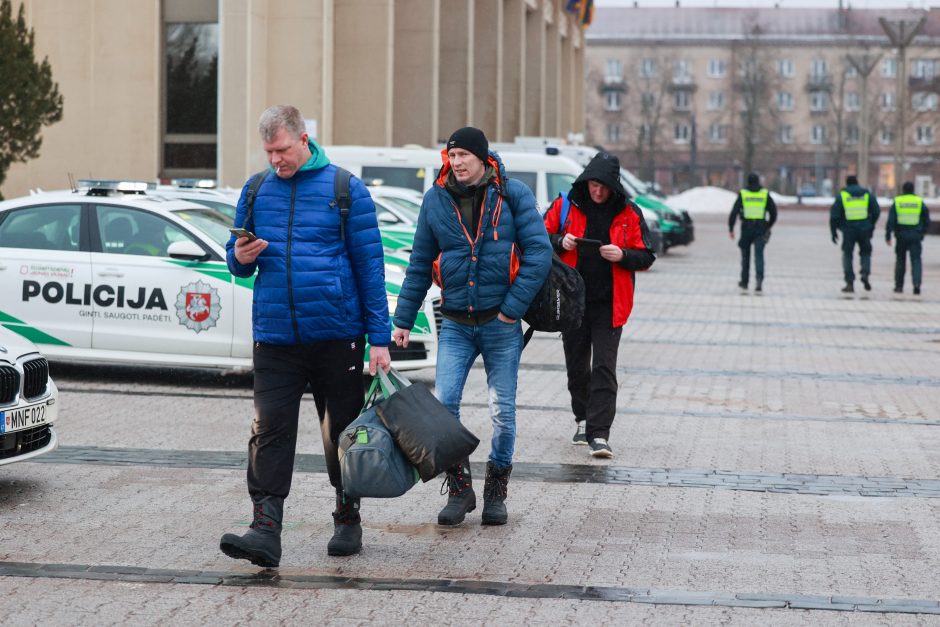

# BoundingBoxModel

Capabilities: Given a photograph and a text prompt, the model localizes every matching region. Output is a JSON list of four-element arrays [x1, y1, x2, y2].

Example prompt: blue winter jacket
[[393, 150, 552, 329], [226, 160, 391, 347]]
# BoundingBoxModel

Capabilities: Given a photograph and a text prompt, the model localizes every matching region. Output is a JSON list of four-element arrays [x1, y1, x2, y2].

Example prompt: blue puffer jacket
[[226, 164, 391, 347], [393, 151, 551, 329]]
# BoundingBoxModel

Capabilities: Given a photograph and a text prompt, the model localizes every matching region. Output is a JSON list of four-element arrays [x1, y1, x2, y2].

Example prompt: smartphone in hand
[[229, 228, 257, 242], [574, 237, 603, 249]]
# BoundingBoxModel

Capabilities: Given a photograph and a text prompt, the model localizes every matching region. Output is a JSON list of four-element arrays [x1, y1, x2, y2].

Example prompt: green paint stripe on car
[[164, 260, 255, 289], [2, 323, 71, 347], [0, 310, 25, 324]]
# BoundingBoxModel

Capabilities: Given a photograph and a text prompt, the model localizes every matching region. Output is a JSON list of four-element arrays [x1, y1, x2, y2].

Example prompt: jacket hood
[[573, 151, 629, 200], [843, 183, 869, 197], [436, 148, 507, 195]]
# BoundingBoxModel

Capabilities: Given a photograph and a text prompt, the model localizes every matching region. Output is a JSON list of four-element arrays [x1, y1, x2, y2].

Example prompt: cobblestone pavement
[[2, 211, 939, 625]]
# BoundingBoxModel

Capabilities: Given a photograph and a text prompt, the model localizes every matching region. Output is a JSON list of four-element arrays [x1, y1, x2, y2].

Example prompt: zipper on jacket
[[286, 179, 300, 342]]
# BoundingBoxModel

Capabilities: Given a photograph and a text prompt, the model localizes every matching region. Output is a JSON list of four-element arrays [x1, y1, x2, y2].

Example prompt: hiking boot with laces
[[571, 420, 588, 445], [220, 495, 283, 568], [481, 462, 512, 525], [589, 438, 613, 458], [328, 489, 362, 556], [438, 458, 475, 525]]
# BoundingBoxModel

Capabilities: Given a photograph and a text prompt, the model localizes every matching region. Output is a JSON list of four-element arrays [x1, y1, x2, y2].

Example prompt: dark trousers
[[894, 232, 924, 289], [841, 228, 873, 283], [247, 338, 365, 501], [738, 227, 767, 286], [562, 300, 622, 441]]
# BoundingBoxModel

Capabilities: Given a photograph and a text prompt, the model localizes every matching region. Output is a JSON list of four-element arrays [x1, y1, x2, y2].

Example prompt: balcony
[[805, 73, 833, 92]]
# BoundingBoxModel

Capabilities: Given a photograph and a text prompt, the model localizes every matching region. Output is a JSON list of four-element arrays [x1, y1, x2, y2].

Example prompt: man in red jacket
[[543, 151, 656, 458]]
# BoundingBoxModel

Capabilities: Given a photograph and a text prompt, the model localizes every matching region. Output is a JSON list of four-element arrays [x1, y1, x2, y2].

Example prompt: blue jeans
[[435, 317, 523, 469]]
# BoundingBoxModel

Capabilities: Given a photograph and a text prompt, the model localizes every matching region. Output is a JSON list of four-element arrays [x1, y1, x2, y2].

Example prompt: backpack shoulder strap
[[333, 166, 353, 241], [558, 192, 571, 235], [242, 169, 269, 229]]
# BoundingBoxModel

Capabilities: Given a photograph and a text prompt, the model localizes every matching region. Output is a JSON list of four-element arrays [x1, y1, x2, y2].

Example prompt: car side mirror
[[167, 240, 209, 261], [377, 211, 400, 225]]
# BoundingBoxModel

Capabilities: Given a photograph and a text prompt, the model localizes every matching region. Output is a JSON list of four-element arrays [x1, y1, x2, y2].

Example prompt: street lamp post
[[880, 15, 926, 194]]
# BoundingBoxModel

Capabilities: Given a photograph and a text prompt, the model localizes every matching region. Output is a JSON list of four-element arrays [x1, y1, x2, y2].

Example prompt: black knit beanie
[[446, 127, 489, 164]]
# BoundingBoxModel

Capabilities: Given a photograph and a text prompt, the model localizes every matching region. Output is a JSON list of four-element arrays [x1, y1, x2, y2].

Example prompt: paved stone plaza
[[1, 210, 939, 625]]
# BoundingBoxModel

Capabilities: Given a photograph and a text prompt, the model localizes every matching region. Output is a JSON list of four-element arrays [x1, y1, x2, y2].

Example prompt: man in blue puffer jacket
[[219, 105, 391, 568], [392, 127, 551, 528]]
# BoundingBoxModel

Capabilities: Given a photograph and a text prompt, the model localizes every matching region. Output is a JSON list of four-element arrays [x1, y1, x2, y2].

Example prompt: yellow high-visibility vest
[[740, 189, 768, 220], [894, 194, 923, 226], [841, 190, 869, 221]]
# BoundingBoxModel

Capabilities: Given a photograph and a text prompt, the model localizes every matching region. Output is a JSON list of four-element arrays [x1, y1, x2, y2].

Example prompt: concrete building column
[[438, 0, 473, 140], [523, 0, 545, 136], [544, 0, 561, 137], [502, 0, 525, 141], [392, 0, 440, 147], [333, 0, 395, 146], [473, 0, 503, 139]]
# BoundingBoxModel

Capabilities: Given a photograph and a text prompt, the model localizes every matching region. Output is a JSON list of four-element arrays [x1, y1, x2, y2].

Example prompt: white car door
[[89, 204, 234, 358], [0, 202, 94, 348]]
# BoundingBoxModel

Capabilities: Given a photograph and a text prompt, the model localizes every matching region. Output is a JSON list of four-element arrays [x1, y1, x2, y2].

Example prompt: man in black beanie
[[392, 126, 551, 527], [830, 175, 881, 293], [728, 172, 777, 292]]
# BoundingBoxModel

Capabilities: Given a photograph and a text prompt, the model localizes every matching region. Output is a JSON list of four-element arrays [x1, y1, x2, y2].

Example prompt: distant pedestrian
[[886, 181, 931, 295], [830, 175, 881, 293], [542, 151, 656, 459], [728, 172, 777, 292]]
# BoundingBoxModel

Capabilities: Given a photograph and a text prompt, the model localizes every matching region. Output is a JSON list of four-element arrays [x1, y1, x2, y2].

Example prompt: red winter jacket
[[543, 195, 654, 328]]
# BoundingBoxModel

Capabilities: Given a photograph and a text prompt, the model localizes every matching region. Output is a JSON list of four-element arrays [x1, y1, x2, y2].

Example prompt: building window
[[707, 59, 727, 78], [810, 91, 829, 112], [847, 125, 859, 144], [912, 92, 939, 112], [674, 90, 691, 111], [163, 3, 219, 178], [845, 65, 858, 78], [640, 123, 652, 142], [708, 123, 726, 143], [673, 59, 692, 84], [778, 125, 794, 144], [881, 91, 896, 111], [881, 127, 895, 145], [777, 91, 794, 111], [641, 92, 656, 112], [640, 58, 657, 78], [606, 123, 620, 143], [605, 59, 623, 83], [777, 59, 795, 78], [911, 59, 938, 80], [845, 92, 861, 112], [916, 126, 934, 145], [882, 58, 897, 78], [605, 90, 622, 111], [810, 125, 827, 144], [810, 58, 828, 79], [707, 91, 725, 111], [674, 123, 691, 143]]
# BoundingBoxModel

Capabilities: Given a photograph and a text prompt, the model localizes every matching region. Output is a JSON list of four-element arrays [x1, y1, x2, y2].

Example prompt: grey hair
[[258, 105, 306, 142]]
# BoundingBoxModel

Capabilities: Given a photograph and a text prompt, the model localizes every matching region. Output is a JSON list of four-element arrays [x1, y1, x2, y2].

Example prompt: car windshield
[[619, 168, 647, 196], [184, 198, 237, 220], [375, 195, 421, 222], [547, 173, 576, 200], [172, 208, 232, 246]]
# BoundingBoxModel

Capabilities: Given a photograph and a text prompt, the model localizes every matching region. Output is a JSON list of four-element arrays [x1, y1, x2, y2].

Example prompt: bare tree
[[623, 50, 675, 182], [731, 33, 779, 177]]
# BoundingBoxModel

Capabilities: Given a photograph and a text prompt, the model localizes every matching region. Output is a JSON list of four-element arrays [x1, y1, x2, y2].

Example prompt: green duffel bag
[[338, 375, 420, 499]]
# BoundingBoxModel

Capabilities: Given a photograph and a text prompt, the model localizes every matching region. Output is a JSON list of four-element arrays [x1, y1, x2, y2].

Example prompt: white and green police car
[[0, 181, 439, 372], [0, 326, 59, 466]]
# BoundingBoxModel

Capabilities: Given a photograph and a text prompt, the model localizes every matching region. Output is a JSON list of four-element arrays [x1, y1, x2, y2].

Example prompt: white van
[[324, 145, 582, 210]]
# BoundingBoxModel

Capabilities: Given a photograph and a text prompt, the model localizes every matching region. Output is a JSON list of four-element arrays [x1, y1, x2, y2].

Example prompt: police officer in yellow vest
[[886, 181, 931, 295], [830, 175, 880, 293], [729, 173, 777, 292]]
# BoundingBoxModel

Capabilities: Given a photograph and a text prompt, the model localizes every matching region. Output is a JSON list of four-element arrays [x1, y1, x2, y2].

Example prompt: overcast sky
[[595, 0, 934, 8]]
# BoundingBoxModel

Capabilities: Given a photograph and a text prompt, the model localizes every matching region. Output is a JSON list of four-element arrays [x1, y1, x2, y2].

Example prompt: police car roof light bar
[[78, 180, 155, 196]]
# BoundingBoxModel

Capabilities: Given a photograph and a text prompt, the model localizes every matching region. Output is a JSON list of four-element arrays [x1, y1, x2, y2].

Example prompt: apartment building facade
[[586, 7, 940, 196], [4, 0, 584, 197]]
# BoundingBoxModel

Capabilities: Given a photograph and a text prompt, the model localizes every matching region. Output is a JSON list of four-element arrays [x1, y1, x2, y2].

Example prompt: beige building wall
[[3, 0, 585, 197]]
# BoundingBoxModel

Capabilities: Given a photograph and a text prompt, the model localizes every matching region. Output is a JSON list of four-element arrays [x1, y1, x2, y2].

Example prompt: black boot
[[438, 459, 475, 525], [755, 279, 763, 293], [327, 490, 362, 556], [481, 462, 512, 526], [220, 495, 283, 568], [842, 282, 854, 293]]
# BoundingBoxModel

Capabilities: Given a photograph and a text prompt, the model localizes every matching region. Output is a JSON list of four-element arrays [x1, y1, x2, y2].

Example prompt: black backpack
[[521, 193, 585, 347], [242, 166, 354, 240]]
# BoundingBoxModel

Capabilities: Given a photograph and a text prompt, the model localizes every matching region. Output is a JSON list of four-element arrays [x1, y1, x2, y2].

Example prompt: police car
[[0, 326, 59, 466], [0, 181, 439, 372]]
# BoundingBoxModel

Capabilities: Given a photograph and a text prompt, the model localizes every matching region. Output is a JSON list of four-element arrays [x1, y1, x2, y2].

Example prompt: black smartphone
[[574, 237, 603, 249], [229, 228, 257, 242]]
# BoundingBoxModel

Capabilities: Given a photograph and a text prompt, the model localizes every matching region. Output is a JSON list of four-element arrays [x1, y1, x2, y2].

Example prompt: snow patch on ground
[[665, 186, 918, 214]]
